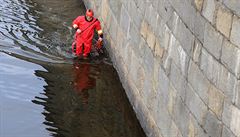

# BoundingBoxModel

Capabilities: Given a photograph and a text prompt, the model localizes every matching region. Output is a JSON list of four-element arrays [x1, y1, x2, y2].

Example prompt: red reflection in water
[[72, 61, 96, 105]]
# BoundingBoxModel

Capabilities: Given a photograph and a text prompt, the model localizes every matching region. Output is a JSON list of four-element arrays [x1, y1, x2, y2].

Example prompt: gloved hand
[[76, 29, 81, 34], [96, 39, 103, 50]]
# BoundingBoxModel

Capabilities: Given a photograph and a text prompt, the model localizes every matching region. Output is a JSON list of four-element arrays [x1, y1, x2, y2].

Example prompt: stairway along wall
[[83, 0, 240, 137]]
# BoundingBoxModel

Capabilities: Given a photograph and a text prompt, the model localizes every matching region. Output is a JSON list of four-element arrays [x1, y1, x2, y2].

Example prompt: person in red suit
[[72, 9, 103, 58]]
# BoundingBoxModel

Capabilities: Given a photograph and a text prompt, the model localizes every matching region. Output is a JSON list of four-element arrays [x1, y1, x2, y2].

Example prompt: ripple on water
[[0, 0, 70, 62], [0, 0, 146, 136]]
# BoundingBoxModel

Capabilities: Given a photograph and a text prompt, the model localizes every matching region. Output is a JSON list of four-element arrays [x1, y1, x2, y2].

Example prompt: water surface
[[0, 0, 146, 136]]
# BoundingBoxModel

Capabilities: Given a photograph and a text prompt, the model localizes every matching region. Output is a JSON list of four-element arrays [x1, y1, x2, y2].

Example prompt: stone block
[[188, 115, 196, 137], [129, 22, 141, 46], [108, 16, 118, 42], [154, 99, 173, 137], [101, 0, 109, 23], [120, 5, 130, 36], [136, 66, 145, 93], [230, 106, 240, 137], [153, 14, 161, 35], [192, 39, 202, 64], [142, 53, 154, 102], [222, 126, 236, 137], [157, 111, 173, 137], [222, 101, 233, 128], [142, 71, 155, 110], [172, 96, 190, 137], [117, 35, 127, 60], [127, 74, 141, 101], [202, 0, 216, 24], [174, 14, 195, 56], [188, 113, 208, 137], [158, 27, 172, 73], [194, 0, 204, 11], [151, 0, 158, 9], [162, 50, 173, 73], [144, 3, 153, 27], [156, 21, 166, 48], [168, 83, 177, 115], [148, 92, 159, 119], [146, 28, 156, 51], [188, 60, 210, 104], [168, 35, 190, 77], [169, 62, 187, 101], [169, 121, 183, 137], [230, 16, 240, 49], [127, 0, 143, 30], [193, 12, 206, 43], [121, 0, 128, 7], [104, 7, 113, 32], [203, 23, 223, 59], [129, 50, 141, 86], [117, 42, 129, 62], [134, 0, 148, 15], [143, 46, 154, 75], [200, 48, 221, 87], [140, 20, 149, 39], [216, 6, 233, 38], [223, 0, 240, 16], [108, 0, 122, 22], [178, 45, 190, 77], [154, 38, 164, 59], [123, 42, 133, 72], [186, 83, 208, 125], [133, 96, 154, 136], [203, 111, 222, 137], [144, 4, 159, 34], [168, 0, 196, 32], [156, 66, 170, 106], [157, 0, 174, 24], [221, 39, 240, 79], [163, 26, 171, 50], [117, 59, 128, 89], [217, 65, 237, 102], [148, 8, 159, 35], [135, 37, 147, 58], [108, 36, 117, 54], [153, 57, 160, 92], [166, 11, 179, 33], [234, 81, 240, 109], [208, 85, 225, 119]]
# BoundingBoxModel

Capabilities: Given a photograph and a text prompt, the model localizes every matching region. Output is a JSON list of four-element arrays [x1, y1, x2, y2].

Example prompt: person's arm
[[72, 16, 81, 33], [95, 20, 103, 41]]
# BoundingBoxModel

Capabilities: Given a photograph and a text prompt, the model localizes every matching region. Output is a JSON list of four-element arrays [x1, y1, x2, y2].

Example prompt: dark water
[[0, 0, 146, 137]]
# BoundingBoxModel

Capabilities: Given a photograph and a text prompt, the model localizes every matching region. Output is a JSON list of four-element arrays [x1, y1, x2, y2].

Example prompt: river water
[[0, 0, 146, 137]]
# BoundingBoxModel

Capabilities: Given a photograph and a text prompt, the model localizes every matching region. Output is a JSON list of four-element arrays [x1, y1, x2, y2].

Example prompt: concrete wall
[[82, 0, 240, 137]]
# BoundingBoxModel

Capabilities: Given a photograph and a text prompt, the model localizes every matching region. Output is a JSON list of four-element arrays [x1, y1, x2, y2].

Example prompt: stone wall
[[82, 0, 240, 137]]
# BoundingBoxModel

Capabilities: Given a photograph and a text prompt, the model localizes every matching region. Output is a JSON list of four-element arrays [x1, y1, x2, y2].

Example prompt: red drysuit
[[72, 16, 102, 57]]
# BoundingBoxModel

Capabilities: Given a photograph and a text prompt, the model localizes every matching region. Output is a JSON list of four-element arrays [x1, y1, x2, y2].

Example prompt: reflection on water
[[0, 0, 146, 136], [29, 60, 146, 137], [73, 61, 98, 105]]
